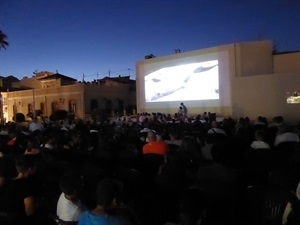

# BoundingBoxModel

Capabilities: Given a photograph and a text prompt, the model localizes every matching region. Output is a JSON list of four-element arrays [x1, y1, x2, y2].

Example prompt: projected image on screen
[[145, 60, 219, 102]]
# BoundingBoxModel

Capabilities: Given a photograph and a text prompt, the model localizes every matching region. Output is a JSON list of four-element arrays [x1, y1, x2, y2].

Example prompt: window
[[40, 103, 45, 113], [105, 99, 112, 111], [90, 99, 98, 112], [27, 104, 33, 115], [51, 102, 58, 113], [69, 100, 76, 113], [117, 99, 124, 112]]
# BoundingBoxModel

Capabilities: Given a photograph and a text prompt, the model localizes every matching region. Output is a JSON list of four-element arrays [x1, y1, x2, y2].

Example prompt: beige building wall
[[231, 73, 300, 123], [273, 52, 300, 73], [6, 84, 85, 120], [231, 42, 300, 123], [0, 92, 8, 122], [234, 40, 273, 77]]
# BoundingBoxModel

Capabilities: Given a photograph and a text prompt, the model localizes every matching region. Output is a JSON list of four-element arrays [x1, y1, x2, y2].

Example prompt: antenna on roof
[[108, 70, 111, 77], [128, 68, 131, 77], [82, 73, 85, 82]]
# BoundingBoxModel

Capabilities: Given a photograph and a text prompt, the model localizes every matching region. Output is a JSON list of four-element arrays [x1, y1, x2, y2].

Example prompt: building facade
[[1, 72, 136, 122]]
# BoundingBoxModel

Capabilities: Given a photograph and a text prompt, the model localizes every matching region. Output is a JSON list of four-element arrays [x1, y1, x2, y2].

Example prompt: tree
[[0, 30, 9, 50]]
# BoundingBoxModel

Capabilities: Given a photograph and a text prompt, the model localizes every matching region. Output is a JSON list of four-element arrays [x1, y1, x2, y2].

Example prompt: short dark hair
[[59, 172, 83, 195], [15, 154, 36, 173], [96, 178, 123, 208]]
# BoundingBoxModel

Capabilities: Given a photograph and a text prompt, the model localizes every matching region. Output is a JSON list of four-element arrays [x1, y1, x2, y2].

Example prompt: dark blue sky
[[0, 0, 299, 81]]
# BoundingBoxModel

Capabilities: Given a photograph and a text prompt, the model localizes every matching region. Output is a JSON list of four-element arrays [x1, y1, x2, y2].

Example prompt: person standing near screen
[[178, 106, 183, 118], [180, 102, 188, 118]]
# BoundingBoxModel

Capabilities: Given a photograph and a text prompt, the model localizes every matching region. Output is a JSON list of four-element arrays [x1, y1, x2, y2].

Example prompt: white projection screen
[[136, 46, 232, 115]]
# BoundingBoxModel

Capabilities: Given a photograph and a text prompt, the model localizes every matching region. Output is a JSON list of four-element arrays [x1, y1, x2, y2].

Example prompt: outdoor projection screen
[[136, 48, 231, 113], [145, 60, 219, 102]]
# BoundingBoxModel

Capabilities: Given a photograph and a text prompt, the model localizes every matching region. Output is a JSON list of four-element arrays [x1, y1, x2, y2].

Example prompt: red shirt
[[143, 141, 169, 156]]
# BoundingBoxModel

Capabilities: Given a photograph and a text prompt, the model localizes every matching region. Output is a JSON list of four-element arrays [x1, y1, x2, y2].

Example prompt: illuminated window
[[287, 91, 300, 104]]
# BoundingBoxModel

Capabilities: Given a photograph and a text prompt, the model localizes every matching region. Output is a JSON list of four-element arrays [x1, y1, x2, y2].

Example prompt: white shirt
[[250, 141, 270, 149], [165, 139, 182, 146], [274, 132, 300, 146], [207, 128, 227, 136], [57, 193, 85, 222]]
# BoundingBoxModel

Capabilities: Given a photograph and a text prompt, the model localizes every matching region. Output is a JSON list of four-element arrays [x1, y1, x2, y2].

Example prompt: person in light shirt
[[28, 117, 44, 133], [250, 130, 270, 150], [57, 172, 85, 223], [274, 125, 300, 146]]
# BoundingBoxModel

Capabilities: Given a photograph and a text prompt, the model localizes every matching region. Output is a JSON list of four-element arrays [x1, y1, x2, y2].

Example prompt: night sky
[[0, 0, 299, 81]]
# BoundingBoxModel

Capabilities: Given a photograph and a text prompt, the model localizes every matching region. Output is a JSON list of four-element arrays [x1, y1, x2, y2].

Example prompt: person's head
[[211, 121, 219, 128], [255, 130, 267, 142], [180, 102, 184, 106], [96, 178, 123, 210], [169, 128, 180, 141], [15, 154, 37, 177], [147, 130, 157, 142], [59, 172, 83, 200]]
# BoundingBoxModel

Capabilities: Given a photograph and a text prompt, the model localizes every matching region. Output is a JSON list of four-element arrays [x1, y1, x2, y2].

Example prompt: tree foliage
[[0, 30, 9, 50]]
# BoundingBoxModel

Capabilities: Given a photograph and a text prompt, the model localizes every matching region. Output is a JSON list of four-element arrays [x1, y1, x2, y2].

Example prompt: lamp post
[[32, 89, 36, 118], [0, 93, 3, 125]]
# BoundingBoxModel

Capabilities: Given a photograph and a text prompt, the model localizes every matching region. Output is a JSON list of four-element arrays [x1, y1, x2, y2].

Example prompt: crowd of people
[[0, 112, 299, 225]]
